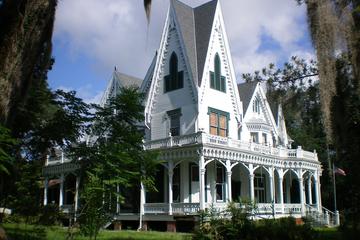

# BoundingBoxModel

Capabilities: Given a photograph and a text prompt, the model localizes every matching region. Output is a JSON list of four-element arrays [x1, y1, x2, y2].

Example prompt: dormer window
[[210, 53, 226, 92], [253, 97, 261, 114], [164, 52, 183, 93]]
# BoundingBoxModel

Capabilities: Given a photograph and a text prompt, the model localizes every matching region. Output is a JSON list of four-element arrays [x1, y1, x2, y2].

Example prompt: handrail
[[144, 132, 318, 162]]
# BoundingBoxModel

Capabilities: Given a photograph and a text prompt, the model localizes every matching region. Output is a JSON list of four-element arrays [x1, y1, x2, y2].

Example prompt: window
[[164, 52, 183, 92], [250, 132, 259, 143], [209, 108, 229, 137], [191, 165, 199, 182], [262, 133, 267, 145], [216, 164, 226, 201], [253, 97, 261, 113], [210, 53, 226, 92], [173, 165, 180, 202], [167, 108, 181, 136], [254, 173, 266, 203]]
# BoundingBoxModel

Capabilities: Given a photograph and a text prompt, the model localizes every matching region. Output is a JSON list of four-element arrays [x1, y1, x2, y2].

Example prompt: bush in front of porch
[[193, 202, 318, 240]]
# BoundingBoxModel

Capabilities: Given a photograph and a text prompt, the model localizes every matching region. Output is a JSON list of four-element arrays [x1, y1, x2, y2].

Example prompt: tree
[[298, 0, 360, 230], [0, 0, 57, 125], [75, 87, 158, 239]]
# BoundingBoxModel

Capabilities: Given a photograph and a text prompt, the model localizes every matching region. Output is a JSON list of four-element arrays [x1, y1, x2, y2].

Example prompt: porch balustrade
[[144, 132, 318, 162], [142, 202, 303, 216]]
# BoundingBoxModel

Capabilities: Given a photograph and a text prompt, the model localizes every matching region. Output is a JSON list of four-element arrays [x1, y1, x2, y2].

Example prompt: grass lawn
[[2, 223, 192, 240], [315, 227, 343, 240], [2, 223, 345, 240]]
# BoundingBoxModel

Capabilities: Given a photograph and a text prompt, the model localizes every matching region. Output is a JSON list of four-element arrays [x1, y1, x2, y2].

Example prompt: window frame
[[250, 132, 259, 143], [254, 173, 266, 203], [208, 107, 230, 137], [167, 108, 182, 136], [253, 97, 261, 114], [210, 53, 226, 93], [164, 52, 184, 93]]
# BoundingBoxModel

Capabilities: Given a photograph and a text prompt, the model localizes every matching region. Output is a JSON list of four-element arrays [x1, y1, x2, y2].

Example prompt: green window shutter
[[164, 75, 170, 93], [215, 54, 221, 90], [178, 71, 184, 89], [210, 71, 215, 89], [220, 76, 226, 92], [210, 53, 226, 92]]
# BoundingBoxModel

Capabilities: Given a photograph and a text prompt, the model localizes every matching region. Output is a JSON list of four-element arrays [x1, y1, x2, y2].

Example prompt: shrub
[[193, 202, 318, 240], [38, 204, 63, 226]]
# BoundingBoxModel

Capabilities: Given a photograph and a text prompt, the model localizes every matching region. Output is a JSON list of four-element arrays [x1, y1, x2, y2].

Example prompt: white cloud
[[55, 84, 103, 104], [53, 0, 312, 92]]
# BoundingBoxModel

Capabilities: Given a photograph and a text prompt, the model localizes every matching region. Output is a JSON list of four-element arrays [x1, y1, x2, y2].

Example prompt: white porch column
[[59, 174, 64, 207], [299, 176, 305, 215], [314, 172, 322, 212], [139, 181, 145, 230], [249, 174, 255, 202], [226, 159, 232, 202], [43, 177, 48, 206], [116, 184, 120, 214], [168, 161, 174, 215], [74, 176, 80, 213], [199, 154, 205, 210], [269, 170, 274, 203], [227, 171, 232, 202], [307, 177, 313, 205], [278, 176, 284, 213]]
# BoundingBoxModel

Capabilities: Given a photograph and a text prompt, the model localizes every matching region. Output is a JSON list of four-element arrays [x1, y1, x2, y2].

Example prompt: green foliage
[[6, 160, 44, 220], [194, 202, 318, 240], [0, 124, 16, 174], [331, 56, 360, 233], [38, 204, 63, 226], [74, 87, 159, 239], [78, 174, 110, 240]]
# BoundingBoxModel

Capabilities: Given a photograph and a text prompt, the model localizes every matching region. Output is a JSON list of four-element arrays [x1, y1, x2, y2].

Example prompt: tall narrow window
[[250, 132, 259, 143], [208, 108, 229, 137], [173, 165, 180, 202], [164, 52, 183, 92], [262, 133, 267, 145], [254, 173, 266, 203], [210, 53, 226, 92], [253, 97, 261, 114], [216, 163, 226, 201], [167, 108, 181, 136]]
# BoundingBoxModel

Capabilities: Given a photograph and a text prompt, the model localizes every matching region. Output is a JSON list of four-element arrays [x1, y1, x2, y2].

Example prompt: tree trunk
[[0, 0, 57, 125]]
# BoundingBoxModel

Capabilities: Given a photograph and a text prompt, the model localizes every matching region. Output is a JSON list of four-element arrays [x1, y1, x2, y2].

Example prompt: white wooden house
[[43, 0, 338, 231]]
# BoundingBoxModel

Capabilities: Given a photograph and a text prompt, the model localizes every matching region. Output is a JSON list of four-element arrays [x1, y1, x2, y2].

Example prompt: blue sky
[[48, 0, 314, 103]]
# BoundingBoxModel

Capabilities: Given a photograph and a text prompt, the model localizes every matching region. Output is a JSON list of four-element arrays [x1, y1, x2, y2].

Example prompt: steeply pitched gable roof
[[171, 0, 218, 86], [269, 102, 279, 125], [114, 71, 142, 88], [194, 0, 218, 85], [237, 81, 258, 113]]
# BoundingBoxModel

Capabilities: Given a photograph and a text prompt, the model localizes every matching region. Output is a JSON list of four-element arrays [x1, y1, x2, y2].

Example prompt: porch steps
[[305, 204, 339, 227]]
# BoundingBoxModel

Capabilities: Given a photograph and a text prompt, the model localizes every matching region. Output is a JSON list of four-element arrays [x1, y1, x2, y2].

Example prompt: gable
[[198, 2, 242, 119], [238, 81, 258, 116], [99, 70, 142, 107], [243, 83, 279, 136]]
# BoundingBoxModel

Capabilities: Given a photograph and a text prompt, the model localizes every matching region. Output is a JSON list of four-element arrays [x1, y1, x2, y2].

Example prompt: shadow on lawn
[[5, 226, 46, 240]]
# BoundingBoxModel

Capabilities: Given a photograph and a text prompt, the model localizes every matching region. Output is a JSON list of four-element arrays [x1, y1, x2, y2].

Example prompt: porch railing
[[144, 203, 169, 214], [143, 202, 304, 216], [144, 132, 318, 162], [172, 203, 200, 214]]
